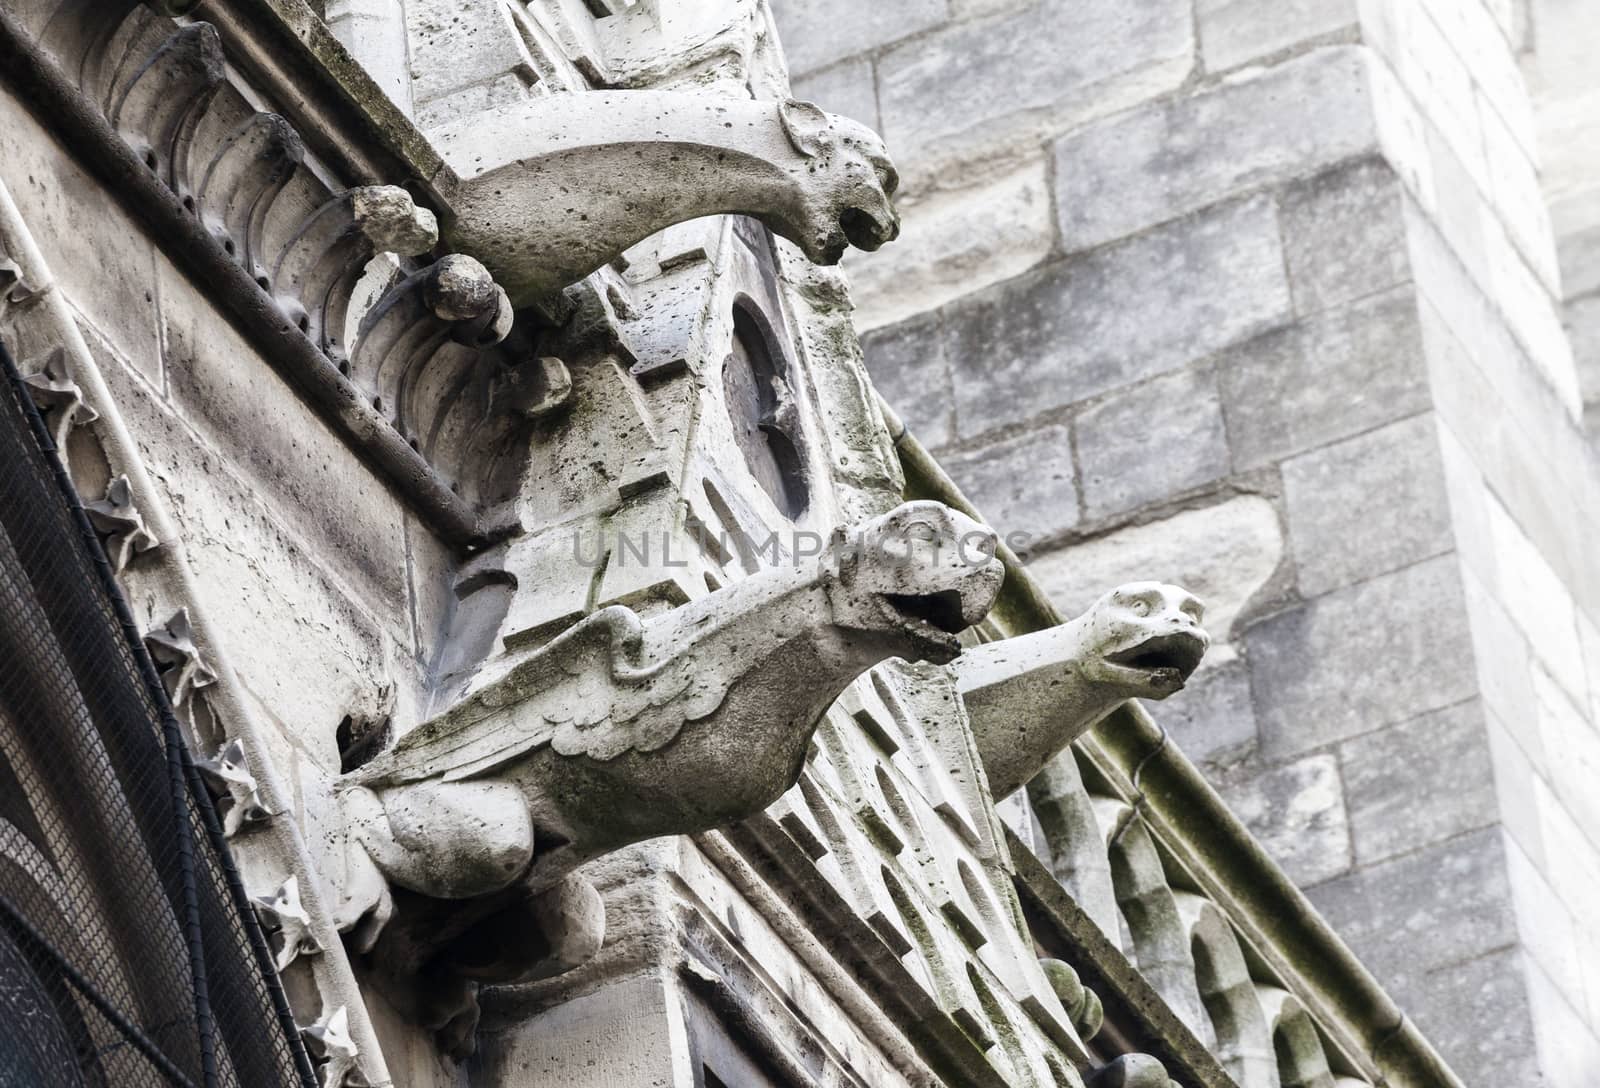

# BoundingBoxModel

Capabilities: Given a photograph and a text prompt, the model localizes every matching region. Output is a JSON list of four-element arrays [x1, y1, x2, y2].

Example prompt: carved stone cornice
[[0, 1, 526, 546]]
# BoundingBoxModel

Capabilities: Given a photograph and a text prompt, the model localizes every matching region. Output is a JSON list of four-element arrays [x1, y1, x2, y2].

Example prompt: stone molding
[[0, 175, 393, 1088]]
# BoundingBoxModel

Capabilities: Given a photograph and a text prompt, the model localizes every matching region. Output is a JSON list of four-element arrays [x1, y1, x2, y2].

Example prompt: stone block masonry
[[774, 0, 1600, 1083]]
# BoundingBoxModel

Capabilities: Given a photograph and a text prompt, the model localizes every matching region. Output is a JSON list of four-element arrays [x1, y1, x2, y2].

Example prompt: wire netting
[[0, 338, 317, 1088]]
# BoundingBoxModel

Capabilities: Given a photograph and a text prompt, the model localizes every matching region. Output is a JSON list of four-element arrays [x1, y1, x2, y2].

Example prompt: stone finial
[[197, 738, 273, 837], [300, 1004, 361, 1088], [1039, 958, 1104, 1042], [435, 91, 899, 306], [253, 875, 321, 972], [21, 348, 99, 450], [84, 475, 159, 573], [952, 583, 1209, 799], [144, 608, 218, 707], [1088, 1054, 1175, 1088]]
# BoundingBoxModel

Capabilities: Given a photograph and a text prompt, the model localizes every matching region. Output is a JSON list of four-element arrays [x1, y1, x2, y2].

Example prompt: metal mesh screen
[[0, 340, 316, 1088]]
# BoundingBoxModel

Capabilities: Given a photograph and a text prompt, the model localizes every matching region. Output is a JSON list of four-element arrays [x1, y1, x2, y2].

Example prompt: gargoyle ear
[[779, 100, 831, 158]]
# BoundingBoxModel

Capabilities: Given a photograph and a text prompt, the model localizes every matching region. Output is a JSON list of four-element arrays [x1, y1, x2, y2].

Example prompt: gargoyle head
[[823, 501, 1004, 665], [778, 100, 901, 265], [1078, 583, 1209, 698]]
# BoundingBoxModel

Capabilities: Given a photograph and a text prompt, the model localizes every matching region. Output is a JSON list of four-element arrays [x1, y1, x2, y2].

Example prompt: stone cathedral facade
[[778, 3, 1600, 1086], [0, 2, 1467, 1087]]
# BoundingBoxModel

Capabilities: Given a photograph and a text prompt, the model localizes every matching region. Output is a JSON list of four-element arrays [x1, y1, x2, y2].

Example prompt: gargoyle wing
[[350, 606, 725, 785]]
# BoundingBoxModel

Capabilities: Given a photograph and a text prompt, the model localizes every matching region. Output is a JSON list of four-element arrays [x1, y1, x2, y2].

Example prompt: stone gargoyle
[[333, 501, 1001, 1055], [952, 583, 1210, 799], [433, 92, 899, 306]]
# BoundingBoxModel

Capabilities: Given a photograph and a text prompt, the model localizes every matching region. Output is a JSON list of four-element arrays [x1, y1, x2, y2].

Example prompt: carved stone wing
[[350, 606, 717, 784]]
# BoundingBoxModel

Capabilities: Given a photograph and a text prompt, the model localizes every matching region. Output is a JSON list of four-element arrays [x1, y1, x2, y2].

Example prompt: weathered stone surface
[[1405, 948, 1539, 1088], [847, 158, 1054, 332], [1488, 494, 1589, 704], [1407, 197, 1584, 424], [156, 252, 414, 619], [437, 93, 899, 305], [1248, 555, 1477, 758], [955, 582, 1209, 798], [876, 0, 1193, 166], [336, 503, 1004, 1049], [1460, 562, 1541, 764], [1536, 775, 1600, 935], [770, 0, 947, 75], [1572, 292, 1600, 424], [1156, 653, 1260, 768], [1053, 47, 1376, 252], [1075, 365, 1230, 521], [98, 350, 396, 771], [947, 196, 1291, 438], [406, 0, 534, 115], [941, 424, 1079, 543], [479, 973, 680, 1084], [1483, 705, 1548, 871], [1525, 954, 1600, 1088], [1217, 753, 1351, 886], [1418, 279, 1600, 622], [1028, 494, 1284, 642], [860, 312, 954, 447], [1219, 287, 1430, 471], [1533, 666, 1600, 839], [1340, 700, 1496, 865], [1304, 828, 1515, 1001], [1281, 412, 1453, 597], [1503, 831, 1587, 1012], [0, 93, 162, 384], [1280, 157, 1411, 315], [791, 56, 881, 134], [1195, 0, 1359, 71]]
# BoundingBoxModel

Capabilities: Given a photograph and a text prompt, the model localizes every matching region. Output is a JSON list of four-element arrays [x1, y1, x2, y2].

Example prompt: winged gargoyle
[[952, 583, 1210, 799], [332, 501, 1002, 1055], [433, 92, 899, 306]]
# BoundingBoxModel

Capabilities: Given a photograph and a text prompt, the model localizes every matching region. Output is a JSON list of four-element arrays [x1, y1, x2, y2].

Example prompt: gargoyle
[[952, 583, 1209, 799], [433, 92, 899, 306], [333, 501, 1001, 1055]]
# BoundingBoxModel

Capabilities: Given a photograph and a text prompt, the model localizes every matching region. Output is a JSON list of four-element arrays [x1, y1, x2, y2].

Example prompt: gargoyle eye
[[1129, 599, 1150, 617]]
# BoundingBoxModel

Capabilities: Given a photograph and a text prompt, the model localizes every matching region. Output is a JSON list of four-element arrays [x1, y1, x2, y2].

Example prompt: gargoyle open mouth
[[840, 206, 898, 252], [1104, 632, 1208, 683], [880, 589, 969, 655]]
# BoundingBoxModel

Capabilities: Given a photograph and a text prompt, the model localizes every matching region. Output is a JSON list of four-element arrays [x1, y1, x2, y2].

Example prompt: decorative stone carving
[[197, 738, 273, 837], [1039, 958, 1104, 1041], [20, 347, 98, 450], [301, 1003, 362, 1088], [20, 2, 530, 520], [144, 608, 218, 708], [953, 583, 1209, 799], [1089, 1053, 1176, 1088], [253, 875, 322, 972], [84, 475, 158, 572], [272, 185, 438, 361], [435, 92, 900, 305], [332, 501, 1001, 1054]]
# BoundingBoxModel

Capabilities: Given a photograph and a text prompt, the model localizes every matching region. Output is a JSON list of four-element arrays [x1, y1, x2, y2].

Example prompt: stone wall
[[0, 81, 451, 822], [774, 1, 1600, 1084], [1516, 0, 1600, 428]]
